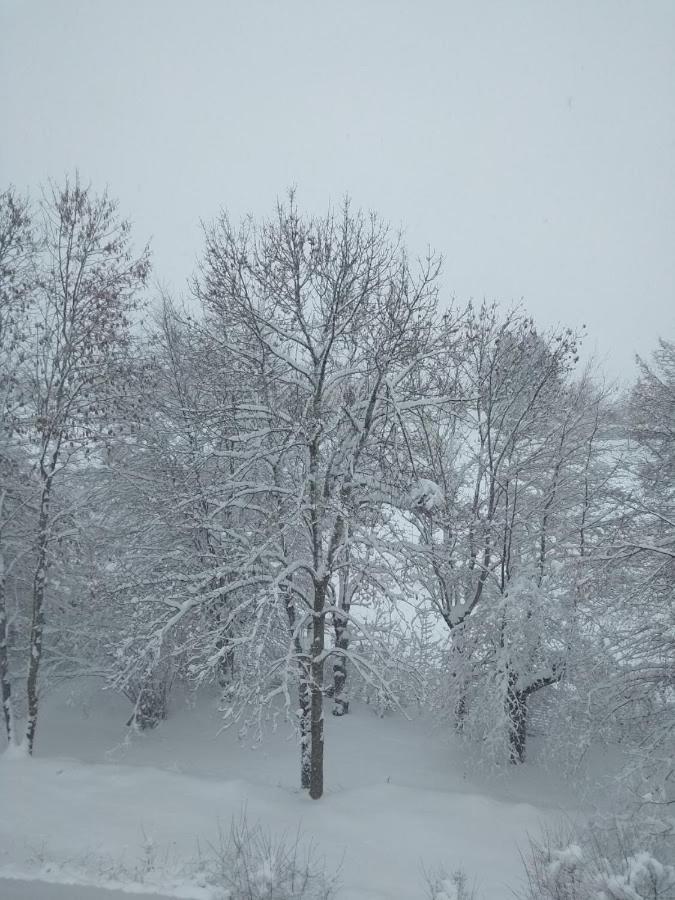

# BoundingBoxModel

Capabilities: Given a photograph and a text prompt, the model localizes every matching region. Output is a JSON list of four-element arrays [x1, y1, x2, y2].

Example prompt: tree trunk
[[281, 584, 312, 790], [25, 478, 51, 755], [454, 693, 468, 732], [331, 644, 349, 716], [212, 602, 235, 688], [0, 548, 16, 746], [309, 672, 324, 799], [309, 577, 327, 799], [126, 672, 170, 730], [508, 668, 561, 764], [299, 672, 311, 790], [450, 631, 468, 732], [506, 672, 528, 764], [331, 562, 351, 716]]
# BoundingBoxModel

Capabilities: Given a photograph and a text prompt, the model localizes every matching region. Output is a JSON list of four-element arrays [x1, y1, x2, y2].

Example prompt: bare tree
[[101, 297, 245, 728], [0, 187, 36, 747], [399, 304, 611, 763], [130, 195, 443, 797], [600, 340, 675, 801], [8, 178, 149, 753]]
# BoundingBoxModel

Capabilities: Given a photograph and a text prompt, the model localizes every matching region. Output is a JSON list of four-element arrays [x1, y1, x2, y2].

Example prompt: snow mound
[[409, 479, 444, 513]]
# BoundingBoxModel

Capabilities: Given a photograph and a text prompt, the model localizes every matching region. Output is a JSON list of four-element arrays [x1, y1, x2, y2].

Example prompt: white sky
[[2, 0, 674, 381]]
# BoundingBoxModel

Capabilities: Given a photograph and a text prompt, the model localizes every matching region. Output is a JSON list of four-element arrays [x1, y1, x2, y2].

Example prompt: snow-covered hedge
[[518, 818, 675, 900], [424, 866, 477, 900], [208, 813, 339, 899]]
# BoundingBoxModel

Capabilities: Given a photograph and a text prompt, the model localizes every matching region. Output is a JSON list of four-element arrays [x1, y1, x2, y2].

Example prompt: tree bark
[[332, 561, 351, 716], [211, 591, 235, 688], [0, 547, 16, 746], [298, 662, 311, 790], [281, 584, 312, 790], [506, 668, 562, 764], [25, 477, 51, 755], [331, 642, 349, 716], [507, 672, 528, 764], [449, 630, 468, 732], [309, 577, 327, 799], [454, 693, 468, 732]]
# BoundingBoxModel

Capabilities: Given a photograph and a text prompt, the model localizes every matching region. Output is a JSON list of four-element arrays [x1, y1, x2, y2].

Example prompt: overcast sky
[[2, 0, 674, 381]]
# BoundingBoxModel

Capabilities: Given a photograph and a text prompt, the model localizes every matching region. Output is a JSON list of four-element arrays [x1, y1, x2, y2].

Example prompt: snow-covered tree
[[194, 197, 444, 798], [121, 196, 442, 797], [598, 339, 675, 802], [0, 187, 37, 746], [100, 296, 248, 727], [399, 304, 613, 763], [1, 178, 149, 753]]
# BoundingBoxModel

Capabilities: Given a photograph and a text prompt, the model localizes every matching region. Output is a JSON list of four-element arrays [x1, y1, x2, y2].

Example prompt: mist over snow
[[1, 3, 673, 898]]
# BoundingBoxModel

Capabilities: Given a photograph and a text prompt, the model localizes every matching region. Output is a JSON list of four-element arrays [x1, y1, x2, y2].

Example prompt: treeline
[[0, 179, 672, 807]]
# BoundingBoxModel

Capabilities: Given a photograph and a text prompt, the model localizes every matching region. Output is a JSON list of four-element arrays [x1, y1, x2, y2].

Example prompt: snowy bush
[[208, 812, 339, 899], [517, 818, 675, 900], [122, 660, 174, 730], [423, 866, 477, 900]]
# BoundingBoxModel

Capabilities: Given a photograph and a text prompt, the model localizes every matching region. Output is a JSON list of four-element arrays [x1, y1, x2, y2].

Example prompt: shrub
[[424, 866, 478, 900], [517, 819, 675, 900], [207, 812, 339, 900]]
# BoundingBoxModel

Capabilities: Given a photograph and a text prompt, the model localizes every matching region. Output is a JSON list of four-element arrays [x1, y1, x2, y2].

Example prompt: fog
[[2, 0, 674, 377]]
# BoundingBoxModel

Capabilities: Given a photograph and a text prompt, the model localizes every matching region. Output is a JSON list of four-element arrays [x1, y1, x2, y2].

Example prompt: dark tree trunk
[[331, 537, 351, 716], [126, 677, 169, 729], [213, 610, 235, 688], [450, 631, 468, 732], [217, 643, 235, 688], [281, 584, 312, 791], [0, 549, 16, 745], [26, 478, 51, 755], [331, 578, 350, 716], [207, 573, 236, 688], [309, 577, 327, 799], [507, 667, 562, 764], [331, 647, 349, 716], [507, 672, 528, 764], [309, 670, 324, 799], [454, 693, 468, 732], [298, 659, 311, 790]]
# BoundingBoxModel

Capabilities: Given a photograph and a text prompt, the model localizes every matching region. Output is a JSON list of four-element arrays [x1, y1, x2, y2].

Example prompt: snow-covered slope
[[0, 684, 580, 899]]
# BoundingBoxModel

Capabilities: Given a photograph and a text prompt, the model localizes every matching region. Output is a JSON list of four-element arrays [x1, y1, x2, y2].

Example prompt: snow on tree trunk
[[332, 548, 352, 717], [0, 546, 16, 746], [26, 478, 51, 755], [125, 670, 171, 730], [331, 622, 349, 716], [165, 194, 443, 798], [309, 577, 327, 799], [507, 673, 528, 764], [281, 585, 312, 791], [309, 674, 324, 800], [298, 665, 311, 790], [210, 594, 236, 689], [454, 692, 467, 733]]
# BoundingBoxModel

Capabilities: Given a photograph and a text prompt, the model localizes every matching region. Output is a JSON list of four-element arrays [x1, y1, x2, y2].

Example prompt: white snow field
[[0, 880, 180, 899], [0, 683, 586, 899]]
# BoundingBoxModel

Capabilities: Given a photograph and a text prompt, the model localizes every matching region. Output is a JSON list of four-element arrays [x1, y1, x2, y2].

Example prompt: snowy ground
[[0, 683, 590, 899], [0, 879, 179, 899]]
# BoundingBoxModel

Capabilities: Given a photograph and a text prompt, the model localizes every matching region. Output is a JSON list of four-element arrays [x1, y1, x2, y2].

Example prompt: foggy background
[[2, 0, 673, 380]]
